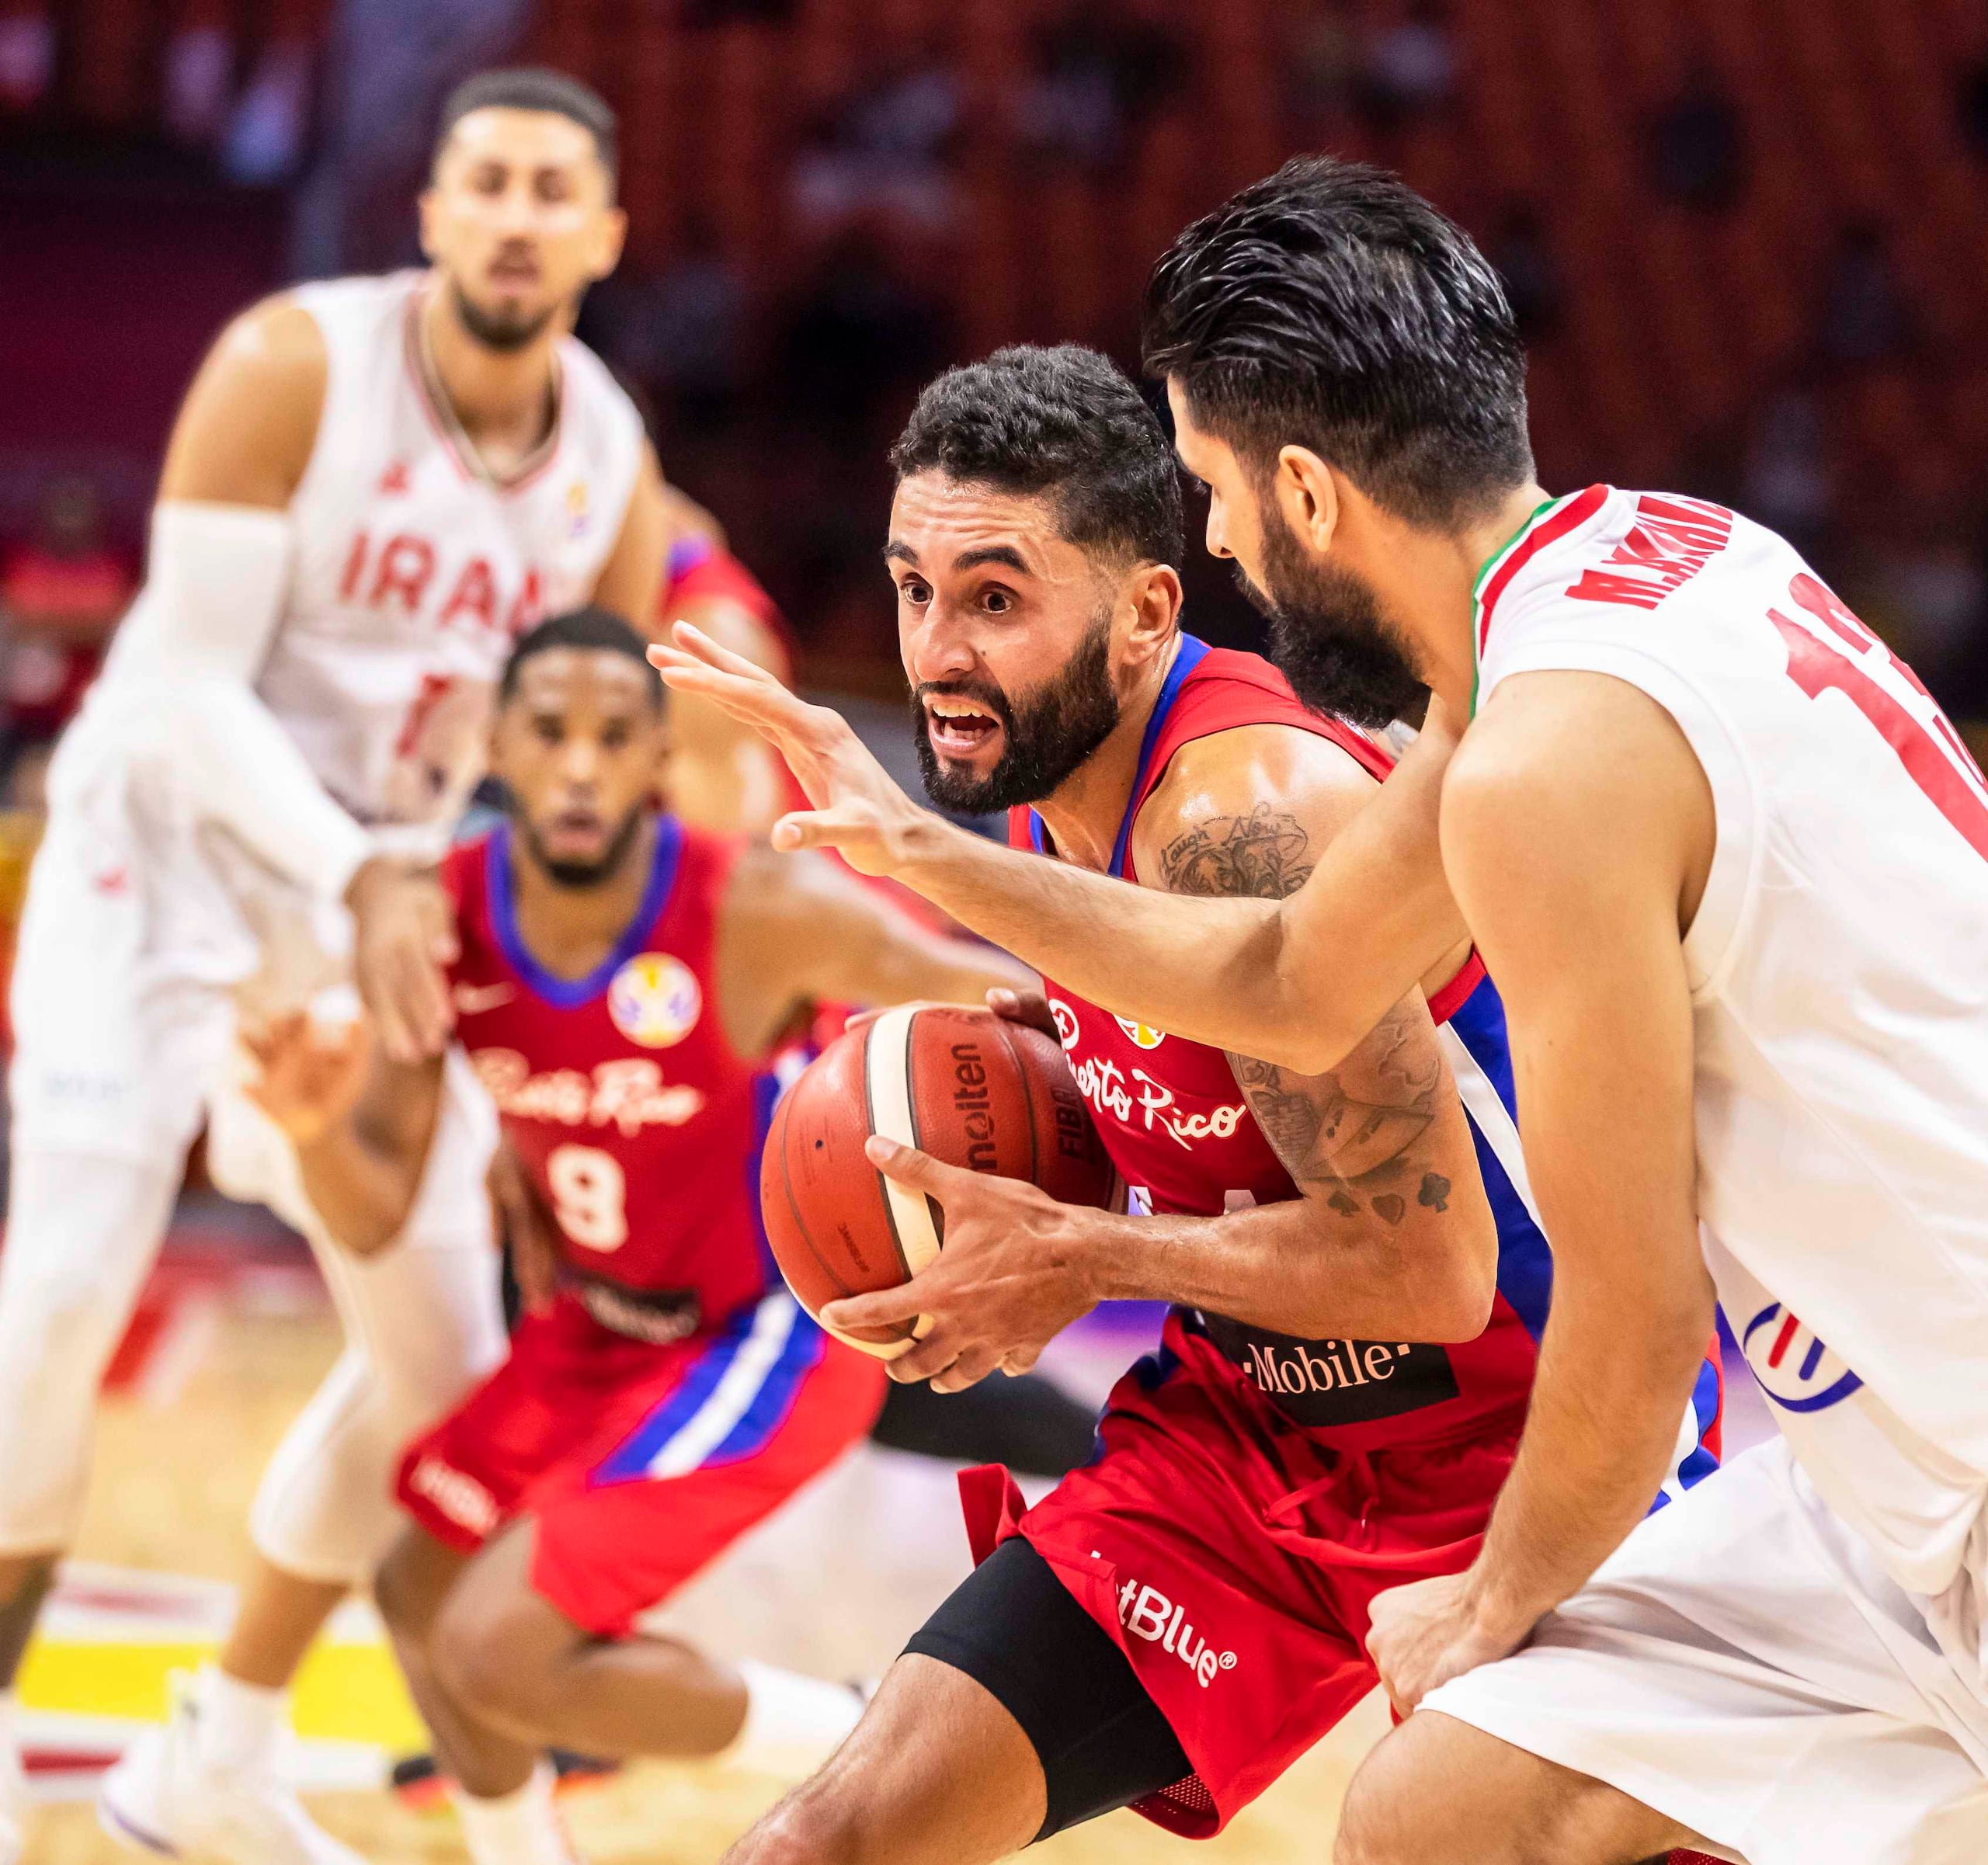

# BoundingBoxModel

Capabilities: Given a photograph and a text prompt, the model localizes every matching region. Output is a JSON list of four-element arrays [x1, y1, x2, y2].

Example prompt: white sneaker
[[98, 1674, 370, 1864]]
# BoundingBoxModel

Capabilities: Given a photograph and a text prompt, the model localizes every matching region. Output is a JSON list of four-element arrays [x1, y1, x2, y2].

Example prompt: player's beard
[[449, 276, 558, 355], [517, 804, 649, 889], [1239, 505, 1427, 729], [910, 610, 1121, 814]]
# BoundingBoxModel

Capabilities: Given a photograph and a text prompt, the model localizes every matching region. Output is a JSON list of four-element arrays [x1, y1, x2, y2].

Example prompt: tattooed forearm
[[1231, 1051, 1434, 1199], [1159, 805, 1315, 901], [1154, 800, 1448, 1227]]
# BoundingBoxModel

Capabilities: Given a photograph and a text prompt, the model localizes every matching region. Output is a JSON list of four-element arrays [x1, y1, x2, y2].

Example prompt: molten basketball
[[760, 1004, 1114, 1357]]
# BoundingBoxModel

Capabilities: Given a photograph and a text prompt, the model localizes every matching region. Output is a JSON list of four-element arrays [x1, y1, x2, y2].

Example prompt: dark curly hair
[[1142, 157, 1534, 528], [891, 345, 1185, 567]]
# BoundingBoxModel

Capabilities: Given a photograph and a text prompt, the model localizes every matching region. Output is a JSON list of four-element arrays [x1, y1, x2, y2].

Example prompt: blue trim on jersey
[[1444, 974, 1555, 1345], [486, 815, 683, 1009], [1444, 969, 1720, 1500], [589, 1296, 822, 1485], [591, 1299, 749, 1484], [705, 1314, 826, 1468], [1678, 1356, 1725, 1491], [1646, 1360, 1726, 1508], [1027, 633, 1211, 873], [668, 533, 718, 582]]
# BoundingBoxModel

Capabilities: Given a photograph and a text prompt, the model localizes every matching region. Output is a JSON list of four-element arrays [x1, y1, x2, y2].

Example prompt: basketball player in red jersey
[[653, 495, 1105, 1483], [245, 608, 1028, 1865], [697, 350, 1720, 1860]]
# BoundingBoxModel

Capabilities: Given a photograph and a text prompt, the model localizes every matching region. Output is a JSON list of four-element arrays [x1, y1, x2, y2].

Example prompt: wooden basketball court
[[27, 1272, 1378, 1864]]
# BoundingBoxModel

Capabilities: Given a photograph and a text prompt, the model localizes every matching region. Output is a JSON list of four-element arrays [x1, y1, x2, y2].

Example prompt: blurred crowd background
[[5, 0, 1988, 825]]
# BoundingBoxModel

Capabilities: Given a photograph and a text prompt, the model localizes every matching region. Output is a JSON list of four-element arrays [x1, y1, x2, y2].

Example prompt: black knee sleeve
[[903, 1536, 1190, 1840]]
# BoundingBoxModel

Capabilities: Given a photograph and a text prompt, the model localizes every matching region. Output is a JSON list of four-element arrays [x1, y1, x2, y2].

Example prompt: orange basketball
[[759, 1004, 1114, 1357]]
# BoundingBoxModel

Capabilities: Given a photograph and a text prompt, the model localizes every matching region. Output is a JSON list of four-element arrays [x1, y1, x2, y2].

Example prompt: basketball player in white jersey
[[0, 68, 664, 1865], [659, 157, 1988, 1865]]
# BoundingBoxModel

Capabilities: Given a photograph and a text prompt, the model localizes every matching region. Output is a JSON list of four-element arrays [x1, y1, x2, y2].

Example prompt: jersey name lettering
[[1768, 575, 1988, 863], [1067, 1047, 1247, 1151], [470, 1048, 707, 1136], [1566, 493, 1733, 611], [337, 530, 546, 634]]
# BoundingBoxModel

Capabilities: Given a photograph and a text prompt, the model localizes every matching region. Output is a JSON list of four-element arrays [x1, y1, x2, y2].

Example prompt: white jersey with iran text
[[94, 269, 644, 834], [64, 270, 643, 1005], [1473, 486, 1988, 1645]]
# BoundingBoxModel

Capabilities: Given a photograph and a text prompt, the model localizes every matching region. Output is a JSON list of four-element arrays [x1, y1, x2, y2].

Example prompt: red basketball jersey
[[1010, 637, 1539, 1449], [444, 818, 770, 1342]]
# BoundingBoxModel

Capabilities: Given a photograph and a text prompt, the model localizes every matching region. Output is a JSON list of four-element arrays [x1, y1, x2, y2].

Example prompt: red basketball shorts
[[960, 1312, 1523, 1838], [397, 1287, 885, 1637]]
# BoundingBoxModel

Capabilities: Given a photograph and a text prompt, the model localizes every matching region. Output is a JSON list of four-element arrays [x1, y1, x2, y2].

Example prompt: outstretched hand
[[647, 623, 933, 878], [244, 1011, 373, 1144], [822, 1134, 1103, 1391]]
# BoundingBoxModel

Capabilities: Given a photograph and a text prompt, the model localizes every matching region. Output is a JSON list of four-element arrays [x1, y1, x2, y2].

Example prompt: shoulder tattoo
[[1158, 804, 1315, 901]]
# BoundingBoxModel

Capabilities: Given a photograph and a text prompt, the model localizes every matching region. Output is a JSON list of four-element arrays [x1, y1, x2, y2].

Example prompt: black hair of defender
[[435, 67, 619, 185], [891, 344, 1185, 568], [1142, 156, 1534, 528], [499, 606, 662, 707]]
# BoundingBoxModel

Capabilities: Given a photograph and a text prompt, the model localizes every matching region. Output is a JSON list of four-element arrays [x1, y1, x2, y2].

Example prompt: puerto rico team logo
[[607, 953, 701, 1048], [1740, 1303, 1864, 1414], [1114, 1016, 1167, 1051]]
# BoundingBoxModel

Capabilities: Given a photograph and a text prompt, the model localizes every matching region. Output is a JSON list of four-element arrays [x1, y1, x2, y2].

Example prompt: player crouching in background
[[245, 609, 1029, 1865]]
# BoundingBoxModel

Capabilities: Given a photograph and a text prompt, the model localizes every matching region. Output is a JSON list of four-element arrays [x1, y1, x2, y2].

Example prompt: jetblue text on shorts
[[1116, 1575, 1237, 1688]]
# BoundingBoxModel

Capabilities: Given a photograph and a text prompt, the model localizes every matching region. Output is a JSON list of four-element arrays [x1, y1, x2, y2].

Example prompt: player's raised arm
[[243, 1014, 446, 1257], [654, 627, 1465, 1073], [1366, 670, 1719, 1712], [714, 842, 1033, 1058]]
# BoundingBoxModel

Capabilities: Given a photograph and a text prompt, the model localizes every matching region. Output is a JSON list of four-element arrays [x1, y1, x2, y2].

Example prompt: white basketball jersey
[[1475, 487, 1988, 1611], [102, 269, 645, 833]]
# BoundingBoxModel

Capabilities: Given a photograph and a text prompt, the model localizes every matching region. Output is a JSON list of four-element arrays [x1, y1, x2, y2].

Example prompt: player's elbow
[[310, 1171, 420, 1260], [1401, 1201, 1501, 1344], [1257, 960, 1362, 1075], [335, 1211, 406, 1259], [1265, 1020, 1363, 1077], [1429, 1194, 1503, 1342], [1419, 1258, 1499, 1343]]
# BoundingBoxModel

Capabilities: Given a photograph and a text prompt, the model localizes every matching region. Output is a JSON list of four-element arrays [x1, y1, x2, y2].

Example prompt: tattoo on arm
[[1156, 802, 1445, 1224], [1227, 1009, 1437, 1221], [1159, 805, 1316, 901]]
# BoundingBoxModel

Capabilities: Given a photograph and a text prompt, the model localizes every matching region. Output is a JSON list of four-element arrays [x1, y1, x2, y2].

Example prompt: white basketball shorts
[[1423, 1440, 1988, 1865]]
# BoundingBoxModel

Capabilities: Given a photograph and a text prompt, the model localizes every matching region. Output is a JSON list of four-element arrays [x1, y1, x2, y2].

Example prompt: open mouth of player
[[923, 696, 1004, 762], [544, 806, 604, 853]]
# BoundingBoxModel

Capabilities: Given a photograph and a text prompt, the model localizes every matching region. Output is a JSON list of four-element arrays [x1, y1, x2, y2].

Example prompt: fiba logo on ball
[[1740, 1303, 1864, 1413], [607, 953, 702, 1048], [1114, 1015, 1167, 1050]]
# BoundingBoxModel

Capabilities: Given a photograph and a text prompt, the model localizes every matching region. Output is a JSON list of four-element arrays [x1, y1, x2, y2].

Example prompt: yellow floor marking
[[22, 1638, 426, 1751]]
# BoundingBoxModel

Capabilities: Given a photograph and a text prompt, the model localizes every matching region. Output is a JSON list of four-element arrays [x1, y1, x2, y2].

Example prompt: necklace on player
[[415, 288, 562, 489]]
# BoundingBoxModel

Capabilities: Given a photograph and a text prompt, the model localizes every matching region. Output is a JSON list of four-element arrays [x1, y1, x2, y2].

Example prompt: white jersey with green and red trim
[[1474, 485, 1988, 1629]]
